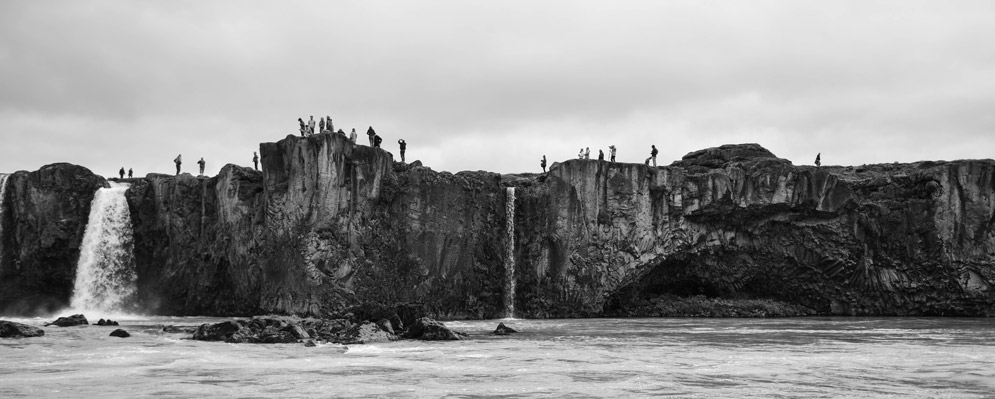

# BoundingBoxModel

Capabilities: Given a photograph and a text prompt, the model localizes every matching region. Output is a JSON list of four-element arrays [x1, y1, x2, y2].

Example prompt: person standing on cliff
[[578, 148, 584, 159], [308, 116, 316, 136], [118, 167, 125, 179], [326, 115, 333, 132], [649, 145, 658, 167], [398, 139, 407, 162], [373, 134, 383, 148], [598, 149, 604, 161], [252, 152, 259, 171], [174, 154, 182, 175], [298, 118, 306, 137], [349, 128, 358, 143], [367, 126, 376, 146], [541, 155, 547, 173], [197, 157, 206, 176], [609, 145, 616, 163], [584, 147, 590, 159], [815, 153, 821, 167], [128, 168, 133, 178], [319, 117, 325, 133]]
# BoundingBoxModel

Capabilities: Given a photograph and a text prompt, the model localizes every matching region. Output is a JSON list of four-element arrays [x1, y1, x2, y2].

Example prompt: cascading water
[[69, 182, 138, 313], [504, 187, 516, 318], [0, 173, 8, 270]]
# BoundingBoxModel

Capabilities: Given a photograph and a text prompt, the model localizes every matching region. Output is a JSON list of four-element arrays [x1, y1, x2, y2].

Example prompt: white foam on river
[[1, 317, 993, 397]]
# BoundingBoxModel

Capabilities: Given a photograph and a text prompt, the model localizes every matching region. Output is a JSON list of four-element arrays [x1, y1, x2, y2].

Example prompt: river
[[2, 317, 993, 398]]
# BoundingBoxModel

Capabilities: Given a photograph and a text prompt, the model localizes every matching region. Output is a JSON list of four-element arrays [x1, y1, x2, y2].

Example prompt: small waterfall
[[0, 173, 8, 270], [504, 187, 516, 318], [70, 182, 138, 313]]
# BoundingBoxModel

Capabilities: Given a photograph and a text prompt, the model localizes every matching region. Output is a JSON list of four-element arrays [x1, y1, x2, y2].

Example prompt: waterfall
[[70, 182, 138, 313], [0, 173, 8, 270], [504, 187, 516, 318]]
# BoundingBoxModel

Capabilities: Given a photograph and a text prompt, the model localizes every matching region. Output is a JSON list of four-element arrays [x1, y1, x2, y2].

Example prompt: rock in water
[[97, 319, 119, 326], [493, 322, 517, 335], [44, 314, 89, 327], [0, 320, 45, 338], [403, 317, 463, 341], [192, 320, 242, 342], [162, 325, 197, 334], [109, 329, 130, 338], [304, 339, 317, 347]]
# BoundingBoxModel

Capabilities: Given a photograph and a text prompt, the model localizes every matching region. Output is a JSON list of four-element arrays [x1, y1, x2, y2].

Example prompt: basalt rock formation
[[0, 164, 105, 315], [0, 136, 993, 317]]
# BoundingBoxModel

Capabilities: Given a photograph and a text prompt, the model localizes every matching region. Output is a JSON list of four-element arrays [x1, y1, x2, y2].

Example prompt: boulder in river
[[0, 320, 45, 338], [97, 319, 119, 326], [403, 317, 464, 341], [493, 322, 518, 335], [44, 314, 89, 327], [109, 329, 130, 338]]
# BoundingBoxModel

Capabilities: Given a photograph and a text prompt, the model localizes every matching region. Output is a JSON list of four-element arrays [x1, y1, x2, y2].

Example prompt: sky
[[1, 1, 994, 177]]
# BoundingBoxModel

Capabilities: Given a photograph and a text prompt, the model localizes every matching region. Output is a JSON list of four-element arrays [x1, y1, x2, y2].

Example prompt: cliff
[[0, 164, 105, 314], [1, 138, 992, 317]]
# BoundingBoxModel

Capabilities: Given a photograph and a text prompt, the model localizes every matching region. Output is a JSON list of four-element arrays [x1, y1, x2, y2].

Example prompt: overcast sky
[[1, 1, 993, 177]]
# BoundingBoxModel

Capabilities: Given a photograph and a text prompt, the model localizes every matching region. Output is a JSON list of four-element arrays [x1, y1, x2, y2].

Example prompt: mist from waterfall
[[69, 182, 138, 314], [504, 187, 516, 318]]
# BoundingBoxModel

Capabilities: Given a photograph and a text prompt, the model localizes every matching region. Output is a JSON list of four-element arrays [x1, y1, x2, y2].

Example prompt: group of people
[[543, 144, 659, 173], [172, 154, 208, 176], [117, 167, 133, 179], [298, 115, 337, 137]]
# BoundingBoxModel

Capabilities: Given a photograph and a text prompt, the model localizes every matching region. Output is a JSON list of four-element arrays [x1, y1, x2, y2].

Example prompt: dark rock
[[304, 339, 317, 347], [284, 324, 311, 340], [109, 329, 130, 338], [96, 319, 119, 326], [403, 317, 463, 341], [0, 320, 45, 338], [375, 318, 395, 335], [192, 320, 242, 342], [493, 322, 517, 335], [44, 314, 89, 327]]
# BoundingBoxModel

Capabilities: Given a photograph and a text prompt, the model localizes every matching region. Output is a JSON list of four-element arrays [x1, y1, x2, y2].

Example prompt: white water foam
[[504, 187, 516, 318], [69, 182, 138, 315]]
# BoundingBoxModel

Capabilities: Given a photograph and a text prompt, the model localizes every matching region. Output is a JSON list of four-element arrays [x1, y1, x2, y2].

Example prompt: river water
[[1, 317, 993, 398]]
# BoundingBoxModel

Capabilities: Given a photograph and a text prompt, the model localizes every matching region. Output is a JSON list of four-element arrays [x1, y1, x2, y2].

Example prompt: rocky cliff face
[[1, 139, 992, 317], [0, 164, 105, 314]]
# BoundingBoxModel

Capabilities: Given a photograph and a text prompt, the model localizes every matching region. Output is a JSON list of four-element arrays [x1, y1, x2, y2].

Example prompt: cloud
[[1, 1, 994, 176]]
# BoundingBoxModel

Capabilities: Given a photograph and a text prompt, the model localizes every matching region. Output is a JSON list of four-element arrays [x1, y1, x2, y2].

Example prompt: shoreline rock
[[0, 320, 45, 338]]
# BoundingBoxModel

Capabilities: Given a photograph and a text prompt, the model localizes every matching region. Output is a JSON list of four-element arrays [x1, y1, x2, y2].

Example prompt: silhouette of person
[[609, 145, 616, 163], [349, 128, 358, 143], [367, 126, 376, 146], [398, 139, 407, 163], [128, 168, 133, 178], [298, 118, 306, 137], [649, 145, 658, 167], [319, 117, 326, 133], [118, 167, 125, 179], [373, 134, 383, 148], [174, 154, 182, 175], [253, 152, 259, 171], [541, 155, 547, 173], [598, 149, 604, 161], [197, 157, 206, 176], [326, 115, 333, 132], [815, 153, 821, 167], [578, 148, 584, 159]]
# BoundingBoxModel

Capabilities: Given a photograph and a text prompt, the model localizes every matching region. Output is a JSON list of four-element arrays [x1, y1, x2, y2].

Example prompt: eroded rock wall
[[0, 164, 105, 315]]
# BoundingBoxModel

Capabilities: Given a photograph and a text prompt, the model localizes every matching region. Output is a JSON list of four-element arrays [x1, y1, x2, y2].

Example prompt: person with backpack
[[398, 139, 407, 162], [647, 145, 658, 167], [197, 157, 206, 176], [367, 126, 376, 146]]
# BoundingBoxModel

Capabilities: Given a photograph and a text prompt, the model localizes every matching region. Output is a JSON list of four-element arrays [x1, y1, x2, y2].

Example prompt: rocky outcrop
[[492, 322, 517, 335], [0, 320, 45, 338], [0, 164, 105, 315], [109, 329, 130, 338], [44, 314, 88, 327], [1, 138, 992, 318]]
